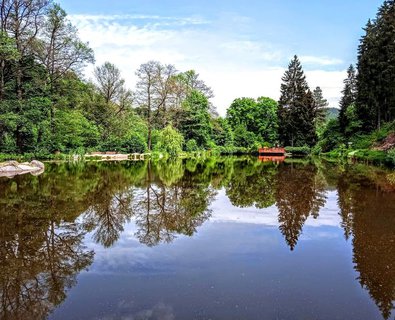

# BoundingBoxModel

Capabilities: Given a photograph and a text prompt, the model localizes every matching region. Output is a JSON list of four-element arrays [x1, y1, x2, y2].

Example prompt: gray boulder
[[0, 160, 45, 177]]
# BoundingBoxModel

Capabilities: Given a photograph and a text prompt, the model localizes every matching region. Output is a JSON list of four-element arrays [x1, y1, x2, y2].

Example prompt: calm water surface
[[0, 157, 394, 320]]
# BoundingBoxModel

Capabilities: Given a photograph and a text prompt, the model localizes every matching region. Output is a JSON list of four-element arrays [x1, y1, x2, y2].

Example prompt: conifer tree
[[339, 65, 357, 135], [278, 55, 317, 146], [356, 1, 395, 130], [312, 86, 328, 127]]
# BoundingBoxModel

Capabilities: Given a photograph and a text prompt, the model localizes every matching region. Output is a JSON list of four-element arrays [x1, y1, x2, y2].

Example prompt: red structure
[[258, 147, 285, 155], [259, 155, 285, 163]]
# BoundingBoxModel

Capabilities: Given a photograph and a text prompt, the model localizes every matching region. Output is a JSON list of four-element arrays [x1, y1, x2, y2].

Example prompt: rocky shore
[[0, 160, 45, 178]]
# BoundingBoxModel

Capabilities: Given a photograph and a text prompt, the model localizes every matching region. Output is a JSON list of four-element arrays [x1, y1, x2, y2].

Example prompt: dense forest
[[0, 0, 395, 165]]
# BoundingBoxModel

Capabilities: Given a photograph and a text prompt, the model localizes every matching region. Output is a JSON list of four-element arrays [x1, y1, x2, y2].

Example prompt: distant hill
[[325, 107, 339, 120]]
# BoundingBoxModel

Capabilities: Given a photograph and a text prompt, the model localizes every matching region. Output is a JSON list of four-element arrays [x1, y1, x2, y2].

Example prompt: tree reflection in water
[[225, 159, 277, 208], [336, 166, 395, 319], [275, 163, 328, 250], [0, 159, 394, 319], [133, 160, 217, 247], [223, 159, 328, 251], [0, 165, 95, 320]]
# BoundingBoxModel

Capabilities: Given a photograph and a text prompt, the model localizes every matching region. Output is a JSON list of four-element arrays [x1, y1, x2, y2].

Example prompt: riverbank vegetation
[[0, 0, 395, 167]]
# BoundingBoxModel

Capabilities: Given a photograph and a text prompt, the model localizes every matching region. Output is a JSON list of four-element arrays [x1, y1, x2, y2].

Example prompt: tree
[[278, 55, 317, 146], [256, 97, 279, 143], [356, 1, 395, 131], [94, 62, 124, 105], [1, 0, 50, 151], [135, 61, 177, 150], [211, 117, 234, 147], [339, 65, 357, 135], [179, 90, 211, 148], [0, 31, 19, 99], [2, 0, 49, 99], [38, 3, 94, 131], [155, 124, 184, 157], [226, 97, 278, 145], [312, 86, 328, 127], [39, 4, 94, 89]]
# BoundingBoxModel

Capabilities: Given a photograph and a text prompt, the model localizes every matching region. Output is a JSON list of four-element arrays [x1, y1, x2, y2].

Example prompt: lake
[[0, 157, 394, 320]]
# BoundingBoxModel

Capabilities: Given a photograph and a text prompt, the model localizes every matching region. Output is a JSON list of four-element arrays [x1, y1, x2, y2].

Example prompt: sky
[[58, 0, 383, 116]]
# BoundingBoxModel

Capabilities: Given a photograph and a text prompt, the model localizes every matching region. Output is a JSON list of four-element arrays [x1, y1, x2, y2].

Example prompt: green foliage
[[226, 96, 278, 144], [285, 146, 311, 156], [123, 133, 147, 153], [179, 90, 212, 148], [52, 110, 100, 152], [349, 121, 395, 149], [318, 119, 344, 152], [0, 32, 20, 62], [233, 124, 258, 149], [278, 56, 318, 147], [211, 117, 234, 147], [186, 139, 199, 152], [155, 125, 184, 157], [339, 65, 357, 135], [356, 2, 395, 131], [386, 149, 395, 166], [351, 149, 388, 165]]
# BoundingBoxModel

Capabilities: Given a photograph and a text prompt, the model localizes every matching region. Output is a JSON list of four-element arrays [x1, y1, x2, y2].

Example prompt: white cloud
[[210, 190, 342, 228], [300, 55, 344, 66], [71, 14, 346, 115]]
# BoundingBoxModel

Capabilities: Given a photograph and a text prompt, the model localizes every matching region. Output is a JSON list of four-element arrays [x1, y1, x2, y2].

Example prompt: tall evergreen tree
[[312, 86, 328, 127], [356, 1, 395, 130], [278, 55, 317, 146], [339, 64, 357, 135]]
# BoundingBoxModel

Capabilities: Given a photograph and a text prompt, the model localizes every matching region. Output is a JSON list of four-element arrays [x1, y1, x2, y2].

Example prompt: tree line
[[0, 0, 394, 157], [0, 0, 327, 156], [319, 0, 395, 155]]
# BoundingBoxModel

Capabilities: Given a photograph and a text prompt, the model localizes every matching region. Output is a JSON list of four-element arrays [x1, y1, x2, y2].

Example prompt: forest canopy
[[0, 0, 394, 162]]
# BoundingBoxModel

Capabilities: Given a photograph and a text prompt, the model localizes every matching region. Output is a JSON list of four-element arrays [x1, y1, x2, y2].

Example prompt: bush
[[185, 139, 199, 152], [285, 146, 311, 156], [155, 125, 184, 157], [387, 149, 395, 166], [123, 133, 147, 153], [318, 119, 343, 152], [351, 149, 388, 165]]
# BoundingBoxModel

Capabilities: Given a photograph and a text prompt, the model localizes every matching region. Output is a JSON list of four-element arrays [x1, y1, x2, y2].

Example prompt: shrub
[[386, 148, 395, 166], [155, 125, 184, 157], [351, 149, 388, 165], [285, 146, 311, 156], [185, 139, 199, 152], [124, 133, 147, 153]]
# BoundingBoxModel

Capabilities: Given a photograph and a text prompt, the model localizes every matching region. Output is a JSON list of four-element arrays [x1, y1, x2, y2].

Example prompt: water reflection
[[336, 166, 395, 319], [132, 160, 216, 246], [0, 158, 394, 319], [0, 168, 95, 319], [275, 163, 328, 250]]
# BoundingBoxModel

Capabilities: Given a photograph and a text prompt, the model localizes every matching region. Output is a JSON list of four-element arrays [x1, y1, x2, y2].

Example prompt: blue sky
[[59, 0, 384, 115]]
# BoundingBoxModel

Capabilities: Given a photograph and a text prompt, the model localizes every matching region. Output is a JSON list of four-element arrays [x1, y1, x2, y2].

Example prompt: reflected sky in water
[[0, 157, 394, 320]]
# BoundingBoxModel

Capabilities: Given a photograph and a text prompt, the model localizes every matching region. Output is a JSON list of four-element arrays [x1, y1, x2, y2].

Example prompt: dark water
[[0, 157, 394, 320]]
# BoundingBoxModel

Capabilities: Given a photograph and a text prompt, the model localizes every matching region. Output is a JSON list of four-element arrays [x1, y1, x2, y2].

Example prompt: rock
[[0, 160, 45, 178], [17, 164, 36, 171], [30, 160, 45, 169], [0, 161, 19, 168], [0, 165, 22, 172]]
